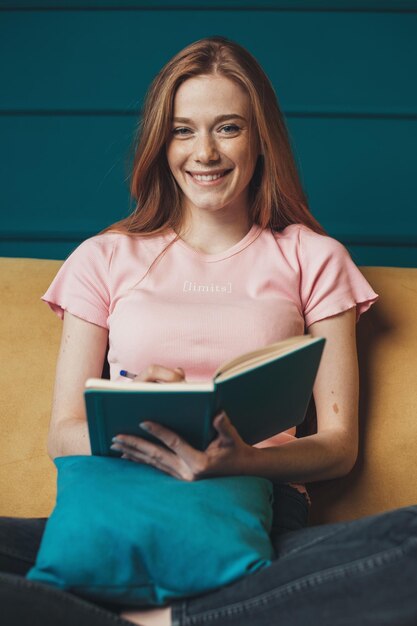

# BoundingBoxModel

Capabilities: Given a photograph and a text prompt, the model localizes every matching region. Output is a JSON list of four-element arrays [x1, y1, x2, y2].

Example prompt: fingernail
[[139, 422, 150, 431]]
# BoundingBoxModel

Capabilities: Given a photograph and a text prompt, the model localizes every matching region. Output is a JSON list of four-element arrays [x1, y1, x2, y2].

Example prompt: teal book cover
[[84, 336, 325, 455]]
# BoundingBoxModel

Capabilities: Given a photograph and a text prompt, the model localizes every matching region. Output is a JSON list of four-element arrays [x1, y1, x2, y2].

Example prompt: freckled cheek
[[166, 143, 184, 165], [169, 149, 191, 174]]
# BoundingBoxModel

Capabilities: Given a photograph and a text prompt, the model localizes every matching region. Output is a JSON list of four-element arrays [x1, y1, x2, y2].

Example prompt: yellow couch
[[0, 258, 416, 523]]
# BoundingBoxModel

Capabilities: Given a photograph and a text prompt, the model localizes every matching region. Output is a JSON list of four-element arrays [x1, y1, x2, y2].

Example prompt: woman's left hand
[[110, 412, 253, 480]]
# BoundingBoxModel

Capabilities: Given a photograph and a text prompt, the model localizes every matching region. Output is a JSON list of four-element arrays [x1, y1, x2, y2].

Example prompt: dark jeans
[[1, 488, 416, 626]]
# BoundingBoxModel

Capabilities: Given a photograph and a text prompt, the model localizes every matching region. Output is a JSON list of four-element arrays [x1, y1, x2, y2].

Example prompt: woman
[[1, 36, 416, 626]]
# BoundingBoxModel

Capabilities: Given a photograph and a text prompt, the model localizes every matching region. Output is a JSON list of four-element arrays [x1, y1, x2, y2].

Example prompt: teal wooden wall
[[1, 1, 416, 266]]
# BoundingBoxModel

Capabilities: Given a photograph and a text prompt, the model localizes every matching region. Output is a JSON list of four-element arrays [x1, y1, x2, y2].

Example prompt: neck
[[177, 197, 253, 255], [178, 215, 252, 255]]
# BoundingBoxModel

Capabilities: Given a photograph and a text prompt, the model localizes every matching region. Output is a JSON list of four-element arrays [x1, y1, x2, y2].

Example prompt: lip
[[186, 169, 232, 186], [188, 169, 231, 176]]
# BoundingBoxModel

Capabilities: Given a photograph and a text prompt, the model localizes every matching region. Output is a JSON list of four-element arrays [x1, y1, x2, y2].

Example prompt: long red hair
[[103, 36, 326, 237]]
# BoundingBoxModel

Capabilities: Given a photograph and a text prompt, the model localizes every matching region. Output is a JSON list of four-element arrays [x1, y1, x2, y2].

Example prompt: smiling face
[[166, 74, 259, 223]]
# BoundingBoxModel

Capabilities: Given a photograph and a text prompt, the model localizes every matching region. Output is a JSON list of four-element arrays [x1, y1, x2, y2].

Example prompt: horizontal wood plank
[[1, 11, 416, 112], [2, 2, 417, 11]]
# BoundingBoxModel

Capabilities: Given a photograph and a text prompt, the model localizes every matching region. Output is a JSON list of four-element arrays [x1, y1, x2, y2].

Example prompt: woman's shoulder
[[78, 229, 165, 249], [273, 222, 334, 242], [75, 231, 123, 252], [71, 229, 175, 262], [272, 223, 348, 257]]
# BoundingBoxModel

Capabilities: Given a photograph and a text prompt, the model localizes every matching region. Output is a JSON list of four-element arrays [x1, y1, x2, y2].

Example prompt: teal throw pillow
[[27, 455, 274, 606]]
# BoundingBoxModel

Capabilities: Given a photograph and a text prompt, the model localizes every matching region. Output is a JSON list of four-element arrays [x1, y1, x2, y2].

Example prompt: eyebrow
[[172, 114, 246, 124]]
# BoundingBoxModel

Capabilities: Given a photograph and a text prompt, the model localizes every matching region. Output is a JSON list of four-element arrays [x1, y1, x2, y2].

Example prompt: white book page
[[214, 335, 314, 380], [85, 379, 214, 392]]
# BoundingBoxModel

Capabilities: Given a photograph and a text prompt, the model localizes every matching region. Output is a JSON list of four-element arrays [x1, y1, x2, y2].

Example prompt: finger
[[139, 423, 208, 478], [134, 365, 186, 383], [212, 412, 240, 445], [121, 450, 182, 479], [112, 434, 175, 466], [140, 421, 203, 467], [113, 436, 182, 474]]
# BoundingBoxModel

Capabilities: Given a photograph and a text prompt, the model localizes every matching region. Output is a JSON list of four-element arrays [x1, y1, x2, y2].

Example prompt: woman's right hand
[[132, 365, 186, 383]]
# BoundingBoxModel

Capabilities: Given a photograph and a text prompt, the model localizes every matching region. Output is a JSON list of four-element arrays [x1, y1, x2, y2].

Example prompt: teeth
[[193, 172, 225, 181]]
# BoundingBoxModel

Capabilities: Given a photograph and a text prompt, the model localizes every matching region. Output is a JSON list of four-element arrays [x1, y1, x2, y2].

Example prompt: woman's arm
[[47, 311, 186, 460], [242, 305, 359, 483], [112, 307, 359, 483], [47, 311, 109, 459]]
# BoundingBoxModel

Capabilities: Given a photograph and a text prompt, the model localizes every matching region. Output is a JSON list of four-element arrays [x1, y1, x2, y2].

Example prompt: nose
[[194, 132, 220, 163]]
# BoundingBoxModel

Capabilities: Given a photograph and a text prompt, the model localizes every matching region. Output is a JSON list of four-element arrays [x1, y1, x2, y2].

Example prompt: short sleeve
[[298, 227, 379, 328], [41, 236, 114, 328]]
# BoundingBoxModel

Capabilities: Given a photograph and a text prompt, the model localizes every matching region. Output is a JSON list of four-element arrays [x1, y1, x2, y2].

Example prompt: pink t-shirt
[[42, 222, 379, 497]]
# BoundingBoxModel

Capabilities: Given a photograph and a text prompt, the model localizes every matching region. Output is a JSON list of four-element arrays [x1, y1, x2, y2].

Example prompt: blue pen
[[120, 369, 136, 380]]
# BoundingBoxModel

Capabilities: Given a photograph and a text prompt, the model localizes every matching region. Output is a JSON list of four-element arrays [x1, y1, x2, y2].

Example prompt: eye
[[172, 127, 192, 136], [220, 124, 240, 134]]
